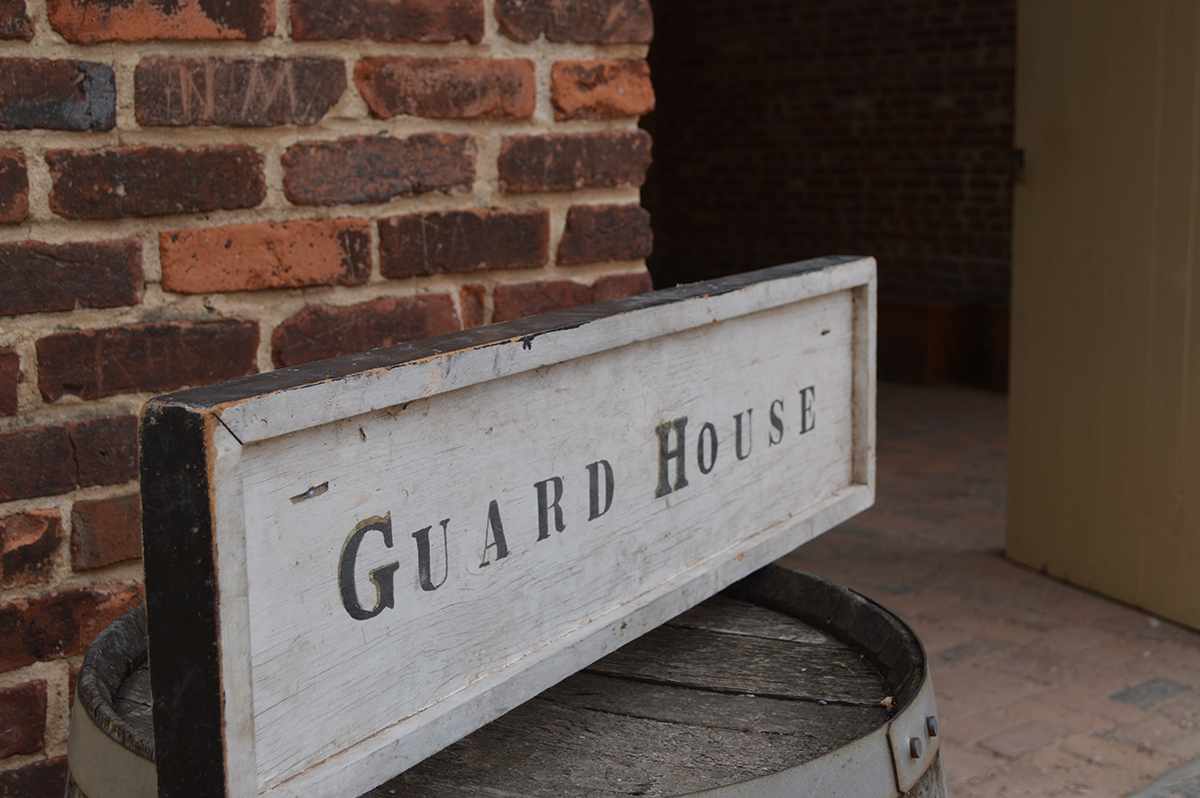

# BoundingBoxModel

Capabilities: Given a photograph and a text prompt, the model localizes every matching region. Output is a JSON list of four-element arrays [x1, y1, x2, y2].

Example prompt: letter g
[[338, 514, 400, 621]]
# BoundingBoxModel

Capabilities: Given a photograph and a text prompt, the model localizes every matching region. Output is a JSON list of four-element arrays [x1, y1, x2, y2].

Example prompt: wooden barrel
[[66, 565, 946, 798]]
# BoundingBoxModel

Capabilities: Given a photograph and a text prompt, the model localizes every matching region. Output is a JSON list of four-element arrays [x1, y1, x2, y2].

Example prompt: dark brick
[[379, 208, 549, 278], [0, 511, 62, 590], [72, 493, 141, 571], [0, 348, 16, 417], [492, 279, 594, 322], [491, 272, 652, 322], [283, 134, 474, 206], [557, 204, 652, 264], [0, 239, 143, 316], [0, 426, 75, 502], [0, 681, 46, 758], [136, 56, 345, 127], [47, 0, 272, 42], [0, 149, 28, 223], [47, 145, 265, 220], [496, 0, 652, 44], [593, 269, 653, 301], [0, 0, 33, 39], [499, 131, 652, 193], [0, 59, 116, 131], [0, 585, 143, 673], [290, 0, 483, 43], [354, 57, 535, 119], [0, 757, 68, 798], [0, 417, 137, 502], [37, 319, 259, 402], [68, 416, 138, 488], [273, 295, 462, 368], [460, 284, 486, 329], [551, 60, 654, 121], [160, 219, 371, 292]]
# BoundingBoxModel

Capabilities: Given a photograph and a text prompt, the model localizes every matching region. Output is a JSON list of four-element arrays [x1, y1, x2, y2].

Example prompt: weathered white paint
[[152, 257, 877, 798]]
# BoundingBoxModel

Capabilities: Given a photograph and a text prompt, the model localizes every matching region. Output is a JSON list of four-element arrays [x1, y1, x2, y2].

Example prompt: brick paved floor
[[780, 382, 1200, 798]]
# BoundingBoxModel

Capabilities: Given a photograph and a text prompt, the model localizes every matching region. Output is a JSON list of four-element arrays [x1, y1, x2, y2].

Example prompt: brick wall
[[643, 0, 1014, 310], [0, 0, 654, 790]]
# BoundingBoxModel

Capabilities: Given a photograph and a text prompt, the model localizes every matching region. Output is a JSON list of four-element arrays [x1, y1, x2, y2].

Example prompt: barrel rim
[[71, 566, 939, 796], [77, 603, 155, 762]]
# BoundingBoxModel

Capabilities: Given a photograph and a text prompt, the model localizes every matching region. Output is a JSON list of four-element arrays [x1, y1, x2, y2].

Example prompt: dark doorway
[[641, 0, 1015, 386]]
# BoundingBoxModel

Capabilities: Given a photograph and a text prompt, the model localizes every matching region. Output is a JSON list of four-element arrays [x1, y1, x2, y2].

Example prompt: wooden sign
[[140, 256, 877, 798]]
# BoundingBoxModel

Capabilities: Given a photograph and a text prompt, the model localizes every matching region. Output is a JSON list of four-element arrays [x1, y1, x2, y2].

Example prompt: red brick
[[291, 0, 482, 42], [37, 319, 258, 402], [593, 269, 653, 301], [0, 0, 33, 39], [0, 59, 115, 131], [460, 284, 486, 329], [499, 131, 652, 193], [0, 239, 143, 316], [551, 60, 654, 121], [355, 57, 535, 120], [0, 348, 16, 417], [491, 273, 652, 323], [379, 208, 549, 278], [496, 0, 652, 43], [47, 0, 272, 42], [0, 585, 143, 673], [0, 426, 75, 503], [0, 756, 68, 798], [273, 295, 462, 368], [0, 681, 46, 758], [72, 493, 141, 571], [557, 204, 652, 264], [283, 134, 474, 206], [47, 145, 265, 220], [0, 511, 62, 590], [492, 279, 594, 322], [67, 416, 139, 488], [160, 219, 370, 293], [135, 56, 345, 127], [0, 149, 27, 222]]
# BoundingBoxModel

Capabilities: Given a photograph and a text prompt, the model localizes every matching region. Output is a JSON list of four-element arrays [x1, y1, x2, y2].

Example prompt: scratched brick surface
[[355, 57, 536, 119], [135, 56, 346, 126], [495, 0, 652, 44]]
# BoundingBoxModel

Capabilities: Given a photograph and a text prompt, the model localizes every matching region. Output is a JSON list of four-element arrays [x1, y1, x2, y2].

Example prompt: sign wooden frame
[[140, 256, 877, 798]]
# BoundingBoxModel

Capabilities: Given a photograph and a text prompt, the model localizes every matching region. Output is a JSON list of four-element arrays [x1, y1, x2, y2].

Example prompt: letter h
[[656, 417, 689, 498]]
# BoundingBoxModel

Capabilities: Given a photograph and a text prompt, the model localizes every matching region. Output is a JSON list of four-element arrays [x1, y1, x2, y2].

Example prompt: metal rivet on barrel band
[[926, 716, 938, 737], [909, 737, 922, 759]]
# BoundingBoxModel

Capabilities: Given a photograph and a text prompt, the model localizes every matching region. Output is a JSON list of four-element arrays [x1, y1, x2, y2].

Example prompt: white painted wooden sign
[[139, 256, 877, 798]]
